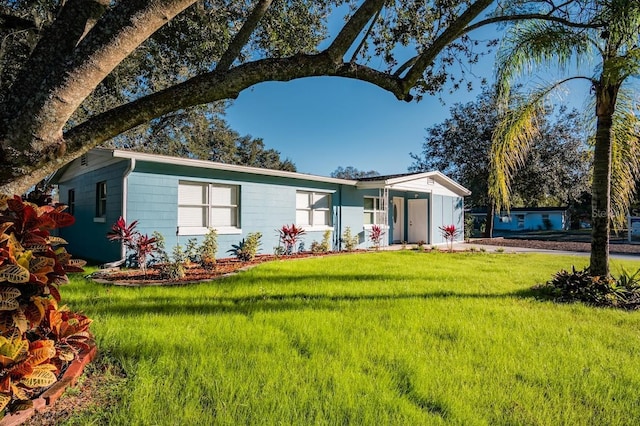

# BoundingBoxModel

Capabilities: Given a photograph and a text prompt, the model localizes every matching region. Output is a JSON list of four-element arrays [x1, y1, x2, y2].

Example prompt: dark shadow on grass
[[84, 288, 537, 318]]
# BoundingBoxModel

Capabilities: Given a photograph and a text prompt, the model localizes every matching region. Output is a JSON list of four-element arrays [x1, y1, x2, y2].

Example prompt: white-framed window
[[94, 181, 107, 222], [296, 191, 331, 228], [516, 214, 525, 229], [363, 196, 385, 226], [178, 181, 240, 235]]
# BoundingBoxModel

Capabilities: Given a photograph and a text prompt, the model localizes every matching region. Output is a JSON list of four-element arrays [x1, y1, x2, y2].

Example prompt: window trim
[[67, 189, 75, 216], [94, 181, 107, 221], [363, 196, 386, 227], [177, 181, 241, 235], [295, 190, 332, 231]]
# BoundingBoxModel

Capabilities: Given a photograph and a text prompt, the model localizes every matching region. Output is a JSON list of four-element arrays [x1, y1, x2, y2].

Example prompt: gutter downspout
[[338, 185, 343, 251], [121, 158, 136, 260]]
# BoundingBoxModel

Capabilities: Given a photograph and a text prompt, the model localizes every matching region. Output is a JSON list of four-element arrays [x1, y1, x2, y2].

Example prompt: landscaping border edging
[[0, 345, 98, 426]]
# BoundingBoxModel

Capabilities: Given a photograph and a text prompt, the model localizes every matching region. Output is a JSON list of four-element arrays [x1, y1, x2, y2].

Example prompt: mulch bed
[[89, 252, 351, 286]]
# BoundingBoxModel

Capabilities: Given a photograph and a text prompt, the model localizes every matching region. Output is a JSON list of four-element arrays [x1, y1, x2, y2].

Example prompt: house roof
[[50, 149, 470, 197], [356, 171, 471, 196], [49, 149, 359, 186]]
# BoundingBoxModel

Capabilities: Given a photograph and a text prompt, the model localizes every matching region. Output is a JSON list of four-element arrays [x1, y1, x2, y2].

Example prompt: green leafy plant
[[464, 213, 475, 240], [341, 227, 359, 252], [160, 245, 186, 280], [277, 224, 306, 255], [184, 238, 199, 264], [151, 231, 169, 265], [535, 266, 640, 310], [310, 230, 332, 254], [273, 246, 286, 258], [0, 195, 91, 413], [200, 229, 218, 269], [229, 232, 262, 262]]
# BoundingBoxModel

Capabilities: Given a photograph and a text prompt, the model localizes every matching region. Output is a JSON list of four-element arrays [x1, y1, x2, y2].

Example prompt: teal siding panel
[[453, 197, 464, 241], [58, 161, 129, 263], [126, 168, 341, 257], [431, 195, 444, 245]]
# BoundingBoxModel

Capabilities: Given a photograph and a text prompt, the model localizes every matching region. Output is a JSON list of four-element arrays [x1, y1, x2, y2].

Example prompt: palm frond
[[495, 21, 592, 104], [489, 89, 546, 212], [610, 91, 640, 229]]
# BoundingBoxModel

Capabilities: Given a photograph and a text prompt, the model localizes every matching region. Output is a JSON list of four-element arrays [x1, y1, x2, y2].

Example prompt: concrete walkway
[[382, 242, 640, 262]]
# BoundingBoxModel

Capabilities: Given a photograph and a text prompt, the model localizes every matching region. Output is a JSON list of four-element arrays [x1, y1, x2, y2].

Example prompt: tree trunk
[[589, 83, 618, 277], [483, 202, 495, 238]]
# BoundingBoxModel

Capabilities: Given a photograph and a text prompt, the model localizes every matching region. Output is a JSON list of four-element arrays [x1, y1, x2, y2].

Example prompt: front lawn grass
[[60, 251, 640, 425]]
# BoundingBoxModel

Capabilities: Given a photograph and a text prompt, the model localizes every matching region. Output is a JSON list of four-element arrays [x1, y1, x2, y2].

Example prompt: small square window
[[68, 189, 75, 216], [96, 181, 107, 218]]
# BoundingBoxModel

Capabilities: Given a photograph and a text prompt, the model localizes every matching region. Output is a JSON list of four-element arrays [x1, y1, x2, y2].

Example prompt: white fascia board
[[108, 149, 358, 186], [356, 171, 471, 196], [387, 171, 471, 196]]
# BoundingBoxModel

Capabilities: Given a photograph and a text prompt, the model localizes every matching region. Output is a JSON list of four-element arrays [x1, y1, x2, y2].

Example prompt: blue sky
[[225, 73, 492, 177], [225, 5, 499, 178], [223, 5, 600, 179]]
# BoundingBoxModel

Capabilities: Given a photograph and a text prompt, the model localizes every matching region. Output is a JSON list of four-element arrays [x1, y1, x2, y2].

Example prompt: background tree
[[489, 0, 640, 276], [409, 88, 590, 236], [106, 104, 296, 171], [0, 0, 596, 195], [331, 166, 380, 179]]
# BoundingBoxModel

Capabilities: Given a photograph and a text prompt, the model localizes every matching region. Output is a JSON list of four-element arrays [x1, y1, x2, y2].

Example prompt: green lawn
[[60, 251, 640, 425]]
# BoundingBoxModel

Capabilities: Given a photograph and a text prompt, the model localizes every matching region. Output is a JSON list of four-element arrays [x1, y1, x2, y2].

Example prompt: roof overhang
[[356, 171, 471, 196], [110, 149, 358, 185], [52, 148, 359, 186]]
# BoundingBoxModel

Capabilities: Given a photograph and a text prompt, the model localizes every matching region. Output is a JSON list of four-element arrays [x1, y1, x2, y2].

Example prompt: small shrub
[[184, 238, 199, 263], [273, 246, 286, 257], [438, 224, 460, 252], [200, 228, 218, 269], [311, 230, 332, 253], [151, 231, 169, 265], [160, 245, 186, 280], [0, 195, 91, 413], [464, 213, 475, 240], [341, 227, 359, 252], [495, 247, 505, 253], [368, 225, 385, 250], [535, 266, 640, 309], [277, 224, 306, 254], [229, 232, 262, 261], [106, 217, 158, 273]]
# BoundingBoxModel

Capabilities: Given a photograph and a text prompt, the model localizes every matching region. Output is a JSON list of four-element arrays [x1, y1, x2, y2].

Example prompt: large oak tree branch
[[64, 54, 405, 150], [401, 0, 494, 92], [0, 53, 405, 195], [5, 0, 110, 117], [326, 0, 386, 63], [216, 0, 274, 71], [2, 0, 197, 162]]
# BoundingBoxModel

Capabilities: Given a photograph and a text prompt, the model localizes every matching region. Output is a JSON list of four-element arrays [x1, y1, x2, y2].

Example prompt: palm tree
[[489, 0, 640, 277]]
